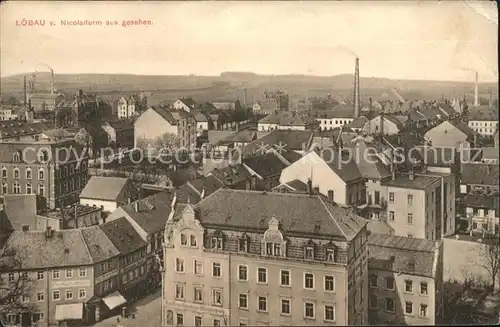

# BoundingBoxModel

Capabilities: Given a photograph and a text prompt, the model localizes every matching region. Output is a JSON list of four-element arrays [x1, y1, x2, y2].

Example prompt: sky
[[1, 1, 498, 82]]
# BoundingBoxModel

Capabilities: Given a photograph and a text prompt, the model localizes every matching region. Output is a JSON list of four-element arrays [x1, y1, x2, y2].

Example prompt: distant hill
[[1, 72, 498, 107]]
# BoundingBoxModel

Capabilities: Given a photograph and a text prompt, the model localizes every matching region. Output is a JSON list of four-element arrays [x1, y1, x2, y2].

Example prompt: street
[[93, 290, 162, 327]]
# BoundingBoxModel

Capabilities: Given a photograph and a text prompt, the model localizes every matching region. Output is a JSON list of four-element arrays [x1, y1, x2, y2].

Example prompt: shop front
[[54, 303, 85, 326]]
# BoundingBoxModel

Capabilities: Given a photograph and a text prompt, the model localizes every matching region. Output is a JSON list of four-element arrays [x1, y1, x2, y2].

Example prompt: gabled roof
[[105, 120, 134, 131], [463, 194, 499, 210], [346, 116, 368, 129], [187, 175, 224, 196], [80, 226, 121, 263], [212, 164, 252, 186], [368, 233, 439, 278], [197, 189, 367, 241], [176, 97, 199, 109], [316, 148, 363, 183], [275, 179, 308, 192], [79, 176, 131, 202], [417, 146, 457, 167], [191, 110, 210, 123], [461, 163, 500, 186], [331, 103, 357, 118], [468, 107, 499, 121], [0, 121, 54, 139], [242, 152, 289, 178], [258, 111, 308, 126], [219, 131, 256, 144], [383, 174, 441, 190], [242, 130, 314, 155], [100, 217, 146, 254]]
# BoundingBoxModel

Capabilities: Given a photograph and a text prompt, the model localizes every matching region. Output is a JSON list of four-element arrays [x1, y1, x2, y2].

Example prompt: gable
[[135, 108, 174, 127]]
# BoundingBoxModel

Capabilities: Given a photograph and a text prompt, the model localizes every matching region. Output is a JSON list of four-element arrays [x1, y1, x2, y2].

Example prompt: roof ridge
[[318, 196, 348, 240]]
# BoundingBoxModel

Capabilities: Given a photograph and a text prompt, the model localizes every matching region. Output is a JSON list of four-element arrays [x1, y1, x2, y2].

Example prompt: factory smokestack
[[474, 71, 479, 107], [354, 57, 360, 118], [23, 76, 27, 106], [243, 88, 247, 107]]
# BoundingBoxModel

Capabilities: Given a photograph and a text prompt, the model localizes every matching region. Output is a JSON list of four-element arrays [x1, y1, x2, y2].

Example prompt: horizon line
[[1, 71, 498, 84]]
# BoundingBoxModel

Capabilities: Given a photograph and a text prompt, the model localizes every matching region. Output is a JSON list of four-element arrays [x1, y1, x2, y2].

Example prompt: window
[[13, 182, 20, 194], [37, 271, 44, 280], [65, 290, 73, 300], [211, 236, 223, 250], [176, 258, 184, 272], [407, 194, 413, 205], [212, 262, 221, 277], [53, 290, 60, 300], [190, 235, 197, 247], [194, 287, 203, 303], [26, 183, 32, 194], [79, 268, 87, 277], [370, 274, 378, 287], [258, 296, 267, 312], [1, 167, 7, 178], [66, 269, 73, 278], [52, 270, 60, 279], [13, 151, 21, 162], [238, 237, 248, 252], [407, 213, 413, 225], [26, 168, 32, 179], [304, 302, 315, 319], [79, 289, 86, 299], [389, 211, 395, 221], [239, 293, 248, 309], [38, 184, 45, 196], [194, 316, 202, 327], [175, 284, 185, 300], [13, 168, 19, 179], [280, 270, 290, 286], [281, 298, 290, 315], [420, 282, 428, 295], [181, 234, 187, 245], [20, 271, 28, 280], [304, 273, 314, 289], [8, 272, 15, 282], [37, 292, 45, 301], [213, 319, 220, 327], [370, 295, 378, 309], [385, 298, 395, 312], [389, 192, 395, 202], [38, 169, 44, 180], [405, 301, 413, 315], [325, 305, 335, 321], [385, 277, 394, 290], [405, 280, 413, 293], [420, 304, 428, 317], [101, 263, 106, 273], [2, 183, 7, 194], [325, 248, 336, 262], [176, 313, 183, 326], [305, 246, 314, 260], [194, 260, 203, 276], [21, 294, 29, 303], [257, 268, 267, 283], [324, 275, 335, 292], [238, 265, 248, 281], [212, 289, 222, 306]]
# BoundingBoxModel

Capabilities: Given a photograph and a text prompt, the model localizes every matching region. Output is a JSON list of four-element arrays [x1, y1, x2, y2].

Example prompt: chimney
[[243, 88, 247, 107], [390, 162, 396, 180], [134, 201, 139, 212], [307, 179, 312, 195], [23, 76, 27, 106], [171, 193, 177, 208], [200, 188, 206, 199], [313, 186, 320, 195], [474, 71, 479, 107], [409, 168, 415, 181], [379, 112, 385, 136], [353, 57, 360, 118]]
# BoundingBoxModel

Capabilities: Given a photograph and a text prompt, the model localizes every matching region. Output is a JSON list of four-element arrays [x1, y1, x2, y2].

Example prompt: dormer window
[[238, 234, 249, 252], [305, 246, 314, 260], [211, 237, 223, 250], [13, 151, 21, 162], [324, 241, 338, 262], [261, 216, 286, 257]]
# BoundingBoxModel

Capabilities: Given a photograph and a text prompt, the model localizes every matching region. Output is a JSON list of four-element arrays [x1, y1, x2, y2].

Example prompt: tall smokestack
[[474, 71, 479, 107], [354, 57, 360, 118], [23, 76, 27, 106], [243, 88, 247, 107], [50, 70, 54, 95]]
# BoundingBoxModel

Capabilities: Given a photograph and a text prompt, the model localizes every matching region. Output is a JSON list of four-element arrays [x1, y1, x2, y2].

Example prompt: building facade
[[162, 190, 369, 326]]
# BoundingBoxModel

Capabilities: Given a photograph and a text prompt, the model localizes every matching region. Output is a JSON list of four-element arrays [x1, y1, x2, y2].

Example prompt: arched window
[[26, 183, 32, 194], [13, 151, 21, 162], [1, 167, 7, 178], [38, 184, 45, 197], [64, 166, 68, 177], [13, 182, 21, 194], [2, 183, 8, 194], [26, 168, 32, 179], [38, 169, 44, 180], [13, 168, 20, 179]]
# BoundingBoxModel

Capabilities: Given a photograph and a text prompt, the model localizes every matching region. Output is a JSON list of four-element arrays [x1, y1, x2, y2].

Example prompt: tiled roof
[[105, 120, 134, 131], [368, 233, 439, 277], [450, 121, 476, 139], [219, 131, 256, 144], [366, 220, 394, 236], [285, 179, 308, 192], [242, 130, 313, 155], [279, 149, 303, 164], [346, 116, 368, 129], [80, 226, 120, 263], [463, 194, 500, 210], [197, 189, 366, 241], [0, 194, 37, 231], [242, 152, 289, 178], [258, 112, 307, 126], [461, 163, 500, 186], [191, 110, 210, 123], [331, 104, 357, 118], [383, 174, 441, 190], [177, 97, 199, 109], [351, 138, 391, 180], [317, 148, 363, 183], [149, 106, 177, 125], [468, 107, 499, 121], [212, 164, 252, 186], [42, 128, 75, 139], [0, 121, 54, 139], [79, 176, 131, 201], [0, 139, 87, 164], [1, 230, 93, 269], [100, 217, 146, 254], [187, 175, 224, 196]]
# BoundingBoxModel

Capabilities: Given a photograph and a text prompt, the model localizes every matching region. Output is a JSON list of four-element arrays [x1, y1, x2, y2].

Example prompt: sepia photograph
[[0, 0, 499, 326]]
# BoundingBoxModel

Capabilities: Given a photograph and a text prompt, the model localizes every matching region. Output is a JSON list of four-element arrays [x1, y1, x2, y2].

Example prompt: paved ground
[[93, 291, 162, 327]]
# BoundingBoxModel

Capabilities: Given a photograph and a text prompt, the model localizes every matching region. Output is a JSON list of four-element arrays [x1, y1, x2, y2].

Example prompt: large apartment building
[[368, 233, 443, 325], [162, 189, 370, 326], [0, 140, 90, 209]]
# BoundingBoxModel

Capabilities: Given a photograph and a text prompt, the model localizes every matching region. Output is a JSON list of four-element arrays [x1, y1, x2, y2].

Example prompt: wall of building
[[79, 198, 117, 213], [366, 116, 400, 135], [425, 122, 469, 148], [387, 188, 427, 239], [134, 109, 178, 148], [468, 120, 498, 136]]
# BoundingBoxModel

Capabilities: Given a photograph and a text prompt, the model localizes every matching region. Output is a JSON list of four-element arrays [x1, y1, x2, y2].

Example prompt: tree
[[478, 235, 500, 290], [155, 133, 180, 151], [0, 247, 35, 317]]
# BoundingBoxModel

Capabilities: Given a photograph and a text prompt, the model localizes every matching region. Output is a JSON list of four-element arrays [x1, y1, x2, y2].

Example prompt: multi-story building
[[0, 139, 89, 209], [368, 233, 443, 325], [424, 120, 477, 149], [258, 111, 319, 132], [0, 105, 32, 121], [134, 107, 197, 150], [79, 176, 137, 213], [383, 170, 456, 240], [0, 121, 53, 142], [463, 193, 499, 236], [117, 96, 139, 120], [27, 93, 64, 112], [162, 189, 369, 326], [467, 108, 499, 136], [101, 121, 135, 150], [37, 203, 103, 230], [253, 91, 290, 115]]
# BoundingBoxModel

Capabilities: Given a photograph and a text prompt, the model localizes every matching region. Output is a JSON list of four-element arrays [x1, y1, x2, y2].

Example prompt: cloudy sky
[[1, 1, 498, 81]]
